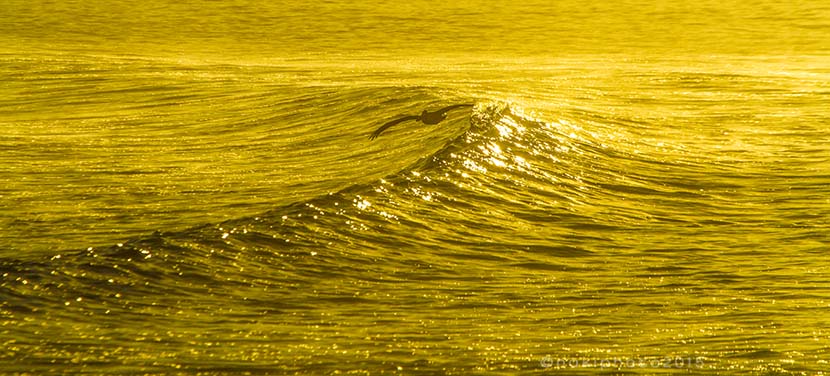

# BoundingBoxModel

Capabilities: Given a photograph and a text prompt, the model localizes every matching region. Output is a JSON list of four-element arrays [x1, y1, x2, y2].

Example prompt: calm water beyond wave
[[1, 0, 829, 374]]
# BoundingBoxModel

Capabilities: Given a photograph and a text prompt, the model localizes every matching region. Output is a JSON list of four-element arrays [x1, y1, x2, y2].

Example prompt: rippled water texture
[[1, 0, 829, 374]]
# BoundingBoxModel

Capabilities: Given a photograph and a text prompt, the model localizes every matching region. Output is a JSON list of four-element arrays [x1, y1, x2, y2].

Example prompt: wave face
[[2, 51, 830, 373]]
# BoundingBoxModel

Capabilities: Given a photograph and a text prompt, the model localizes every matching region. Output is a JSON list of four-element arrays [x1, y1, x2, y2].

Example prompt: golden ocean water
[[1, 0, 829, 374]]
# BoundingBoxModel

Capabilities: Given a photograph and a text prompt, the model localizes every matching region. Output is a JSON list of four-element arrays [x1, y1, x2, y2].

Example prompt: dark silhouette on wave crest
[[369, 104, 473, 140]]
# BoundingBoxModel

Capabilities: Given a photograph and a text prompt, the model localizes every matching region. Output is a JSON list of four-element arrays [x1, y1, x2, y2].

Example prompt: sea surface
[[1, 0, 829, 374]]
